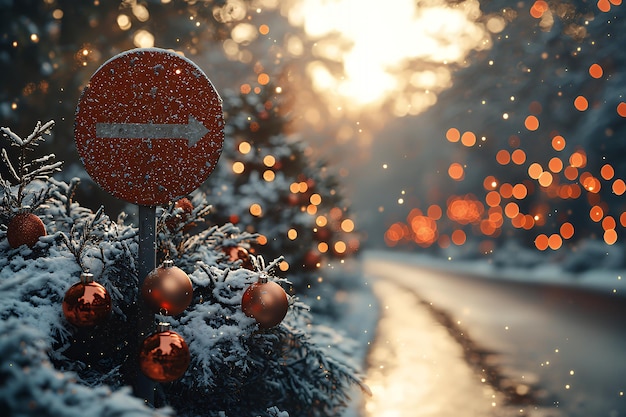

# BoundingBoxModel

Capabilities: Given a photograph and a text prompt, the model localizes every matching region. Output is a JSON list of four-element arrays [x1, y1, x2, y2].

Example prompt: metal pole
[[135, 204, 156, 405]]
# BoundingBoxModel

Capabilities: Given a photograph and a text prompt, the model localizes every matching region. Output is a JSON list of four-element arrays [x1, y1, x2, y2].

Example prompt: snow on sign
[[74, 48, 224, 206]]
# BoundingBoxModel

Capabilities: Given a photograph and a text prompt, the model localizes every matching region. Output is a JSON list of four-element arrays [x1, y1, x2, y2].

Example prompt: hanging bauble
[[6, 210, 46, 248], [141, 259, 193, 316], [62, 271, 112, 327], [139, 322, 190, 383], [222, 245, 254, 270], [241, 274, 289, 329]]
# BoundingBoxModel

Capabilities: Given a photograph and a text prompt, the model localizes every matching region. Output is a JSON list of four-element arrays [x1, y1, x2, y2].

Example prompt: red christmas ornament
[[241, 274, 289, 329], [6, 211, 46, 248], [141, 260, 193, 316], [139, 322, 190, 383], [62, 271, 112, 327], [165, 197, 195, 232], [222, 245, 254, 270]]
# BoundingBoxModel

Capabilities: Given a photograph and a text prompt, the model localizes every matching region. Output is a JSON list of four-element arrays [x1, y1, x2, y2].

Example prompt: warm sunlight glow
[[289, 0, 491, 113]]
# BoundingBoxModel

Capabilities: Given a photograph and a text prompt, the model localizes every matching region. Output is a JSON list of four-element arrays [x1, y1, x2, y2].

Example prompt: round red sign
[[74, 48, 224, 206]]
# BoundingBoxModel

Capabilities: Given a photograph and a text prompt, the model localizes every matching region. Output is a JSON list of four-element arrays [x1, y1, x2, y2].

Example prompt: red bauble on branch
[[6, 211, 46, 248], [241, 274, 289, 329], [141, 260, 193, 316], [165, 197, 195, 232], [139, 322, 190, 383], [62, 271, 112, 327]]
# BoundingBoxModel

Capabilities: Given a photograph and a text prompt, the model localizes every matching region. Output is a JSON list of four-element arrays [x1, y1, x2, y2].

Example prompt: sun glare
[[288, 0, 492, 114]]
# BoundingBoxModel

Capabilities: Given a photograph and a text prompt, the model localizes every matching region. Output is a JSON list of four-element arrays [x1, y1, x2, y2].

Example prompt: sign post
[[135, 204, 157, 402], [75, 48, 224, 405]]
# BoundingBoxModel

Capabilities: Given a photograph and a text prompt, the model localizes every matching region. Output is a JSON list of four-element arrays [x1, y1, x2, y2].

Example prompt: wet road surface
[[361, 252, 626, 417]]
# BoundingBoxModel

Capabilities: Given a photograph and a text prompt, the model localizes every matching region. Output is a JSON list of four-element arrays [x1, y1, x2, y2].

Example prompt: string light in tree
[[62, 271, 112, 327], [141, 259, 193, 316], [242, 274, 289, 329], [139, 322, 190, 383]]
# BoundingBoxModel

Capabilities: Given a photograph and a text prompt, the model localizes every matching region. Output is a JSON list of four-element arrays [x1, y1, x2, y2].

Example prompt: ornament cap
[[162, 259, 175, 269], [157, 322, 171, 333], [257, 273, 269, 284], [80, 271, 94, 283]]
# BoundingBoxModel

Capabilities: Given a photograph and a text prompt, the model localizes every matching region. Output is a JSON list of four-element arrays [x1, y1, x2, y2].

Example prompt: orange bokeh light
[[448, 163, 465, 180], [602, 216, 616, 231], [410, 215, 438, 247], [511, 149, 526, 165], [604, 229, 617, 245], [548, 157, 563, 173], [589, 63, 604, 79], [385, 222, 409, 246], [569, 151, 587, 168], [574, 96, 589, 111], [451, 229, 466, 245], [446, 127, 461, 142], [548, 234, 563, 250], [538, 171, 553, 187], [535, 234, 549, 250], [512, 183, 528, 199], [597, 0, 611, 12], [617, 102, 626, 117], [590, 205, 604, 222], [479, 220, 498, 236], [447, 195, 484, 225], [524, 115, 539, 131], [528, 163, 543, 179], [461, 131, 477, 147], [582, 175, 601, 193], [530, 0, 549, 18], [496, 150, 511, 165], [564, 166, 578, 181], [504, 202, 520, 218], [427, 204, 443, 220], [612, 179, 626, 195], [485, 191, 501, 207], [600, 164, 615, 180], [499, 183, 513, 198], [552, 135, 566, 151], [483, 175, 498, 190], [560, 222, 574, 239]]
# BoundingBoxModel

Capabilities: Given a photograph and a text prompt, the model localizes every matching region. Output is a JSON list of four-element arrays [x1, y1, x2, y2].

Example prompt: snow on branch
[[0, 120, 60, 215]]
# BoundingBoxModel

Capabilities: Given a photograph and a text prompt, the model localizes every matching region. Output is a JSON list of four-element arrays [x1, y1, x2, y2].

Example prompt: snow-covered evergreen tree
[[0, 121, 368, 417], [202, 85, 360, 295]]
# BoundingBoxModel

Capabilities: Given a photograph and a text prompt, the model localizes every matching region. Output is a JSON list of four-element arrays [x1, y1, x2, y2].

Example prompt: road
[[360, 252, 626, 417]]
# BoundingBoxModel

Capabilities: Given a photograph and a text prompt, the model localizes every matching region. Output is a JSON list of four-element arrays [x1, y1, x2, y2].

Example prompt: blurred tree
[[201, 84, 360, 298]]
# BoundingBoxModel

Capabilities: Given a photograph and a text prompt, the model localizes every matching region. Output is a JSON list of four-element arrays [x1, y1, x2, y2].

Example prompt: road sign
[[74, 48, 224, 206]]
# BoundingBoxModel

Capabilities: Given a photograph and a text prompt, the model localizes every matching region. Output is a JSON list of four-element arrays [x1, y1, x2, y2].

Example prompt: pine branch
[[1, 120, 60, 211], [0, 126, 24, 146], [1, 148, 19, 182]]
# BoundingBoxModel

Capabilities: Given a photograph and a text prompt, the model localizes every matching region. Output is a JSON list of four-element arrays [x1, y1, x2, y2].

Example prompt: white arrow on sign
[[95, 115, 209, 147]]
